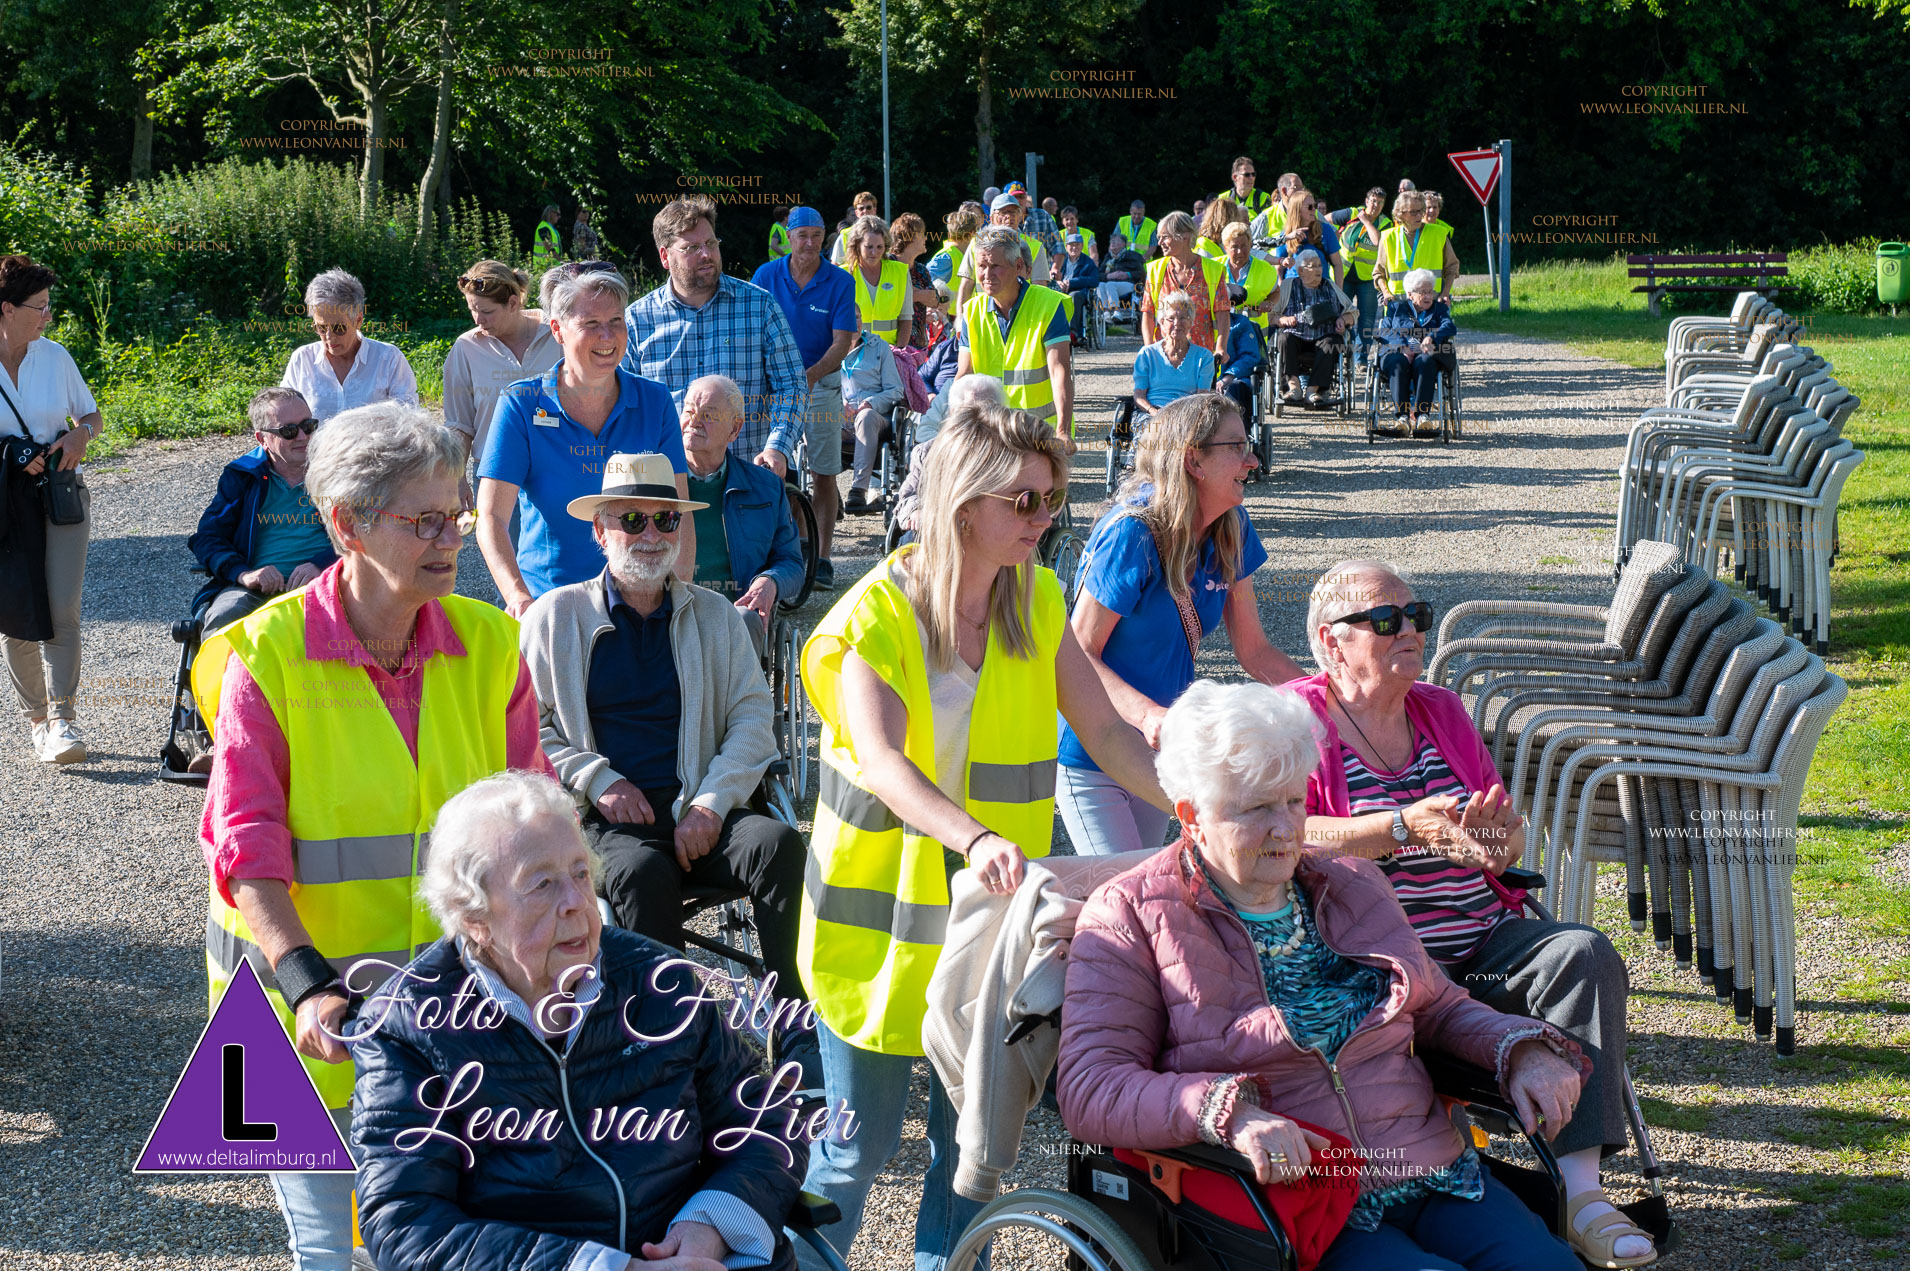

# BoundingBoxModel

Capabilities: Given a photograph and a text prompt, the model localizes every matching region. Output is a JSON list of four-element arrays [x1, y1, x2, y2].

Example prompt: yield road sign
[[1447, 149, 1502, 205]]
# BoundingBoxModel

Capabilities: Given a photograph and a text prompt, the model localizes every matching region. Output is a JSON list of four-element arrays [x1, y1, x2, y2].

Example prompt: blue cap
[[787, 206, 825, 230], [990, 193, 1020, 213]]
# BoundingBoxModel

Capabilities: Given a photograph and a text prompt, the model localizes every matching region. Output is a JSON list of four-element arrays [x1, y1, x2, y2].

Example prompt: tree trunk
[[416, 0, 459, 244], [975, 52, 995, 192], [361, 93, 389, 216], [130, 85, 154, 181]]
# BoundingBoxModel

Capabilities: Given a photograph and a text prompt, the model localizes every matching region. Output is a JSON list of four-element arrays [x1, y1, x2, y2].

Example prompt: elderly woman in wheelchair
[[1288, 559, 1658, 1267], [1056, 680, 1592, 1271]]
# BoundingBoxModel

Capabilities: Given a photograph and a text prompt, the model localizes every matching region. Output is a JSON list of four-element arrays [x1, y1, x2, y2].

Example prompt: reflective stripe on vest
[[797, 551, 1065, 1054], [206, 912, 419, 998], [194, 589, 521, 1108], [963, 284, 1067, 420], [854, 259, 911, 343]]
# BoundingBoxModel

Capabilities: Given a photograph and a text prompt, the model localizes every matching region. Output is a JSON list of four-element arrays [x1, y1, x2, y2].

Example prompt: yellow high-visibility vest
[[768, 222, 790, 259], [193, 590, 521, 1109], [797, 550, 1064, 1054], [1228, 255, 1281, 332], [1379, 222, 1451, 294], [1145, 254, 1228, 348], [1340, 214, 1392, 282], [853, 258, 913, 344], [1213, 188, 1273, 218], [1115, 215, 1158, 256], [532, 220, 562, 270], [963, 284, 1069, 421], [1194, 236, 1226, 263]]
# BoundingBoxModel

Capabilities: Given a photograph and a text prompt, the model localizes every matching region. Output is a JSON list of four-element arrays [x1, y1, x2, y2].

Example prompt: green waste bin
[[1879, 242, 1909, 305]]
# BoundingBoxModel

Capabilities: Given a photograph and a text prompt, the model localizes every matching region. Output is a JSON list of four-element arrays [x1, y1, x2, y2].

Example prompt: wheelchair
[[945, 866, 1677, 1271], [159, 565, 223, 785], [779, 473, 819, 614], [1267, 326, 1357, 423], [878, 406, 916, 533], [1364, 339, 1463, 445], [762, 613, 811, 803], [1086, 289, 1112, 351], [1105, 396, 1145, 496]]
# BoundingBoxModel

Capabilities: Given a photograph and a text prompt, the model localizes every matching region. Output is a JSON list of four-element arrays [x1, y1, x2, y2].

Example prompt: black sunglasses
[[1331, 601, 1434, 636], [612, 509, 683, 535], [981, 488, 1067, 518], [263, 418, 318, 440]]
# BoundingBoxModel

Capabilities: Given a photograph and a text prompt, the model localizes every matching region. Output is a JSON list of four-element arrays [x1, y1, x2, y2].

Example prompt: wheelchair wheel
[[1364, 351, 1383, 444], [159, 615, 210, 784], [1337, 336, 1358, 421], [946, 1188, 1154, 1271], [1104, 405, 1125, 496], [1089, 295, 1109, 350], [1042, 527, 1087, 610], [772, 618, 811, 800], [780, 483, 818, 612], [1445, 358, 1463, 439], [1269, 340, 1286, 419]]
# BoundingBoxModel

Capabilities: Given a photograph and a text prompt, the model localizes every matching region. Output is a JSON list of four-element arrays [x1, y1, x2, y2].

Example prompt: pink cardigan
[[1057, 844, 1587, 1189], [1285, 671, 1526, 913]]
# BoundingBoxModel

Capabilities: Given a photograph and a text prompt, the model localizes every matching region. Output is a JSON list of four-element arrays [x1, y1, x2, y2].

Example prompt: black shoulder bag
[[0, 376, 85, 526]]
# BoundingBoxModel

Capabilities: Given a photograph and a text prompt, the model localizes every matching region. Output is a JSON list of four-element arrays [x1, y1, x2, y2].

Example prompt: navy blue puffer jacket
[[352, 929, 805, 1271]]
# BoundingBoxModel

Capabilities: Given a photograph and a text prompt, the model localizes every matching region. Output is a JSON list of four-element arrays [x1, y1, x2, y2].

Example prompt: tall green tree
[[833, 0, 1140, 191]]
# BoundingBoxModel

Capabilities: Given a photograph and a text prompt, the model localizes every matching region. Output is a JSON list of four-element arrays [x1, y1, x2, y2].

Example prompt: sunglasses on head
[[263, 418, 318, 440], [612, 508, 683, 534], [981, 487, 1067, 518], [1332, 601, 1434, 636]]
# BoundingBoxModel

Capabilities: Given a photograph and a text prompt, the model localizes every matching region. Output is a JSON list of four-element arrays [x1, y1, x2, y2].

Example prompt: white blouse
[[0, 337, 99, 447], [280, 337, 419, 421], [439, 313, 562, 459]]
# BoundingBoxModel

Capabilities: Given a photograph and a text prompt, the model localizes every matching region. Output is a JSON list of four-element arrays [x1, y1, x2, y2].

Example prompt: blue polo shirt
[[750, 256, 859, 369], [478, 360, 687, 597], [1059, 498, 1269, 773]]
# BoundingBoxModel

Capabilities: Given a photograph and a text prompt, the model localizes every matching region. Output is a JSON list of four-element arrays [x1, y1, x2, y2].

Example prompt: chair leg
[[1678, 780, 1712, 979]]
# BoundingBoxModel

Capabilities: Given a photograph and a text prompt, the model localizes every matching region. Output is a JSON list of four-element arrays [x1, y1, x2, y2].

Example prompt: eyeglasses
[[15, 300, 52, 315], [981, 488, 1067, 518], [1330, 602, 1434, 636], [675, 239, 722, 258], [457, 275, 518, 298], [611, 508, 683, 535], [381, 507, 478, 540], [263, 418, 318, 440]]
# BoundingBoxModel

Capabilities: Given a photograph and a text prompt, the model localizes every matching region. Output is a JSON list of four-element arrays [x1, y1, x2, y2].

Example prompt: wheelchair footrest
[[789, 1191, 841, 1229]]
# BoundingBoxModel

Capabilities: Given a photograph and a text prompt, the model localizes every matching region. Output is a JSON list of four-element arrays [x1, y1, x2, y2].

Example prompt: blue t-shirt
[[478, 360, 687, 597], [1273, 222, 1343, 278], [750, 256, 859, 369], [1059, 501, 1269, 771], [250, 471, 332, 575], [1132, 342, 1217, 408]]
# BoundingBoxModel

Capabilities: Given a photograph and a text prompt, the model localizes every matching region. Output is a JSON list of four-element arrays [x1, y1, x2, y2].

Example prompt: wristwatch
[[1390, 809, 1409, 849]]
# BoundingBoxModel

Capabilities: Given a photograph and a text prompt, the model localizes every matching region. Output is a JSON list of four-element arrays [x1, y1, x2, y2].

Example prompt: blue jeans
[[1057, 761, 1173, 856], [1314, 1173, 1579, 1271], [802, 1020, 990, 1271], [1349, 276, 1378, 356], [1379, 349, 1442, 411], [267, 1107, 357, 1271]]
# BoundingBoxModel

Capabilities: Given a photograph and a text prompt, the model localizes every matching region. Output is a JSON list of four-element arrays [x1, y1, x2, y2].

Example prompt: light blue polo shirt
[[478, 360, 687, 596]]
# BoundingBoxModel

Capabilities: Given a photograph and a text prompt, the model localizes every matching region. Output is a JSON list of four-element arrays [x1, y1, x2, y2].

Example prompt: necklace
[[1262, 880, 1308, 957], [1329, 680, 1411, 773]]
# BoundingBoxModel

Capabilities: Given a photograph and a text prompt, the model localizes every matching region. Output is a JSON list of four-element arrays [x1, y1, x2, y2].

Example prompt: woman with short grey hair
[[354, 768, 806, 1271], [280, 268, 418, 421], [475, 262, 692, 615], [193, 398, 548, 1271]]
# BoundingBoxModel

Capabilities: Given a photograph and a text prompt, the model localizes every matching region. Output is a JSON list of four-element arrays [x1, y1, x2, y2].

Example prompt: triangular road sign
[[134, 959, 354, 1173], [1447, 149, 1502, 205]]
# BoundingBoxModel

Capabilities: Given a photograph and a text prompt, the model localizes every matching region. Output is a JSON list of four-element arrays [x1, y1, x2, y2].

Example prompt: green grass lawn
[[1460, 260, 1910, 1248]]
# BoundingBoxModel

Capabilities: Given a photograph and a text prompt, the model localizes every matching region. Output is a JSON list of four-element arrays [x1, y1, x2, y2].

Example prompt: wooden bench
[[1627, 253, 1795, 316]]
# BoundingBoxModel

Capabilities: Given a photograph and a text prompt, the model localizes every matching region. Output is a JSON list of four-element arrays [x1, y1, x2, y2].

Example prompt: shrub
[[1790, 239, 1885, 315]]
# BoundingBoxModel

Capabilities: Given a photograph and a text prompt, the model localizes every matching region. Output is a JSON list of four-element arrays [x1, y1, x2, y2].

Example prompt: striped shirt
[[1342, 733, 1508, 963]]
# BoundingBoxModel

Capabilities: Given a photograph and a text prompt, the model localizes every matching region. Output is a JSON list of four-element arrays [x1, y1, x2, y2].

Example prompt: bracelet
[[961, 828, 994, 859], [273, 944, 344, 1012]]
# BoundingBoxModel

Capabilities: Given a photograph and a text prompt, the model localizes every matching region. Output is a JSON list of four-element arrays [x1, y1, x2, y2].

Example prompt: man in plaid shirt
[[622, 195, 807, 477]]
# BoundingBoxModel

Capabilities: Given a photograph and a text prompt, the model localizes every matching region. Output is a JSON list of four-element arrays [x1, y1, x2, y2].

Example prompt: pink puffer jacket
[[1057, 843, 1588, 1190]]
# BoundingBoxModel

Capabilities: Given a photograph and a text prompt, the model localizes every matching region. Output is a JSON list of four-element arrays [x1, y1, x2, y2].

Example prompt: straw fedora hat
[[565, 452, 708, 522]]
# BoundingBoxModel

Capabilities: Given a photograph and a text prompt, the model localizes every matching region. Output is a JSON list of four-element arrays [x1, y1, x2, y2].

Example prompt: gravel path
[[1, 328, 1892, 1269]]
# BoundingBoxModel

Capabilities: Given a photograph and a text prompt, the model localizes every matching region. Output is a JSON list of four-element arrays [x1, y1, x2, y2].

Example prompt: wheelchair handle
[[1498, 866, 1547, 891]]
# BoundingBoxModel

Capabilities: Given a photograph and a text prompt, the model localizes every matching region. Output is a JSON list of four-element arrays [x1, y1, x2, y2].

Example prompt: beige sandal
[[1566, 1191, 1659, 1269]]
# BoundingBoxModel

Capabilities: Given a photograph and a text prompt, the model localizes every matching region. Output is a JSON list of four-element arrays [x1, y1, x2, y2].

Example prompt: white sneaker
[[29, 720, 48, 759], [40, 718, 86, 764]]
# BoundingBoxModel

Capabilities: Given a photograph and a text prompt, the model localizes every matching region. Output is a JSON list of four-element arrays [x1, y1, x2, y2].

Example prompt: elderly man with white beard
[[519, 451, 819, 1087]]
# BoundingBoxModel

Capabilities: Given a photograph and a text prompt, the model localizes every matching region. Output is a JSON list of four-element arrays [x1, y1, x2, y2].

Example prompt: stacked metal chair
[[1435, 540, 1846, 1055], [1612, 301, 1864, 655]]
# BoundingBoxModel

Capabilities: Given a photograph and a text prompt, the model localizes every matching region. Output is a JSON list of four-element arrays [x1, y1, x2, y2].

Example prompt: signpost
[[1447, 147, 1504, 303]]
